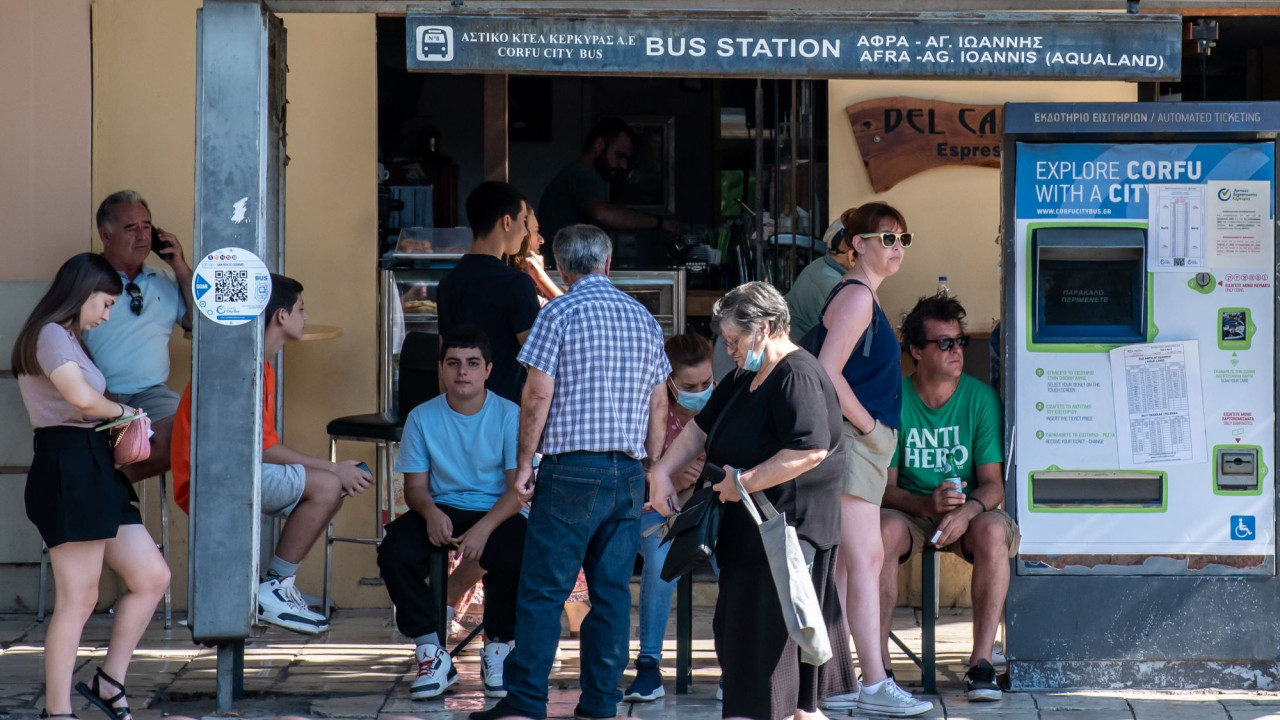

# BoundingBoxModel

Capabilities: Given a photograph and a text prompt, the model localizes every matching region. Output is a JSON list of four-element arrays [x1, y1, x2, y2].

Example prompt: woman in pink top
[[623, 333, 714, 702], [13, 254, 169, 720]]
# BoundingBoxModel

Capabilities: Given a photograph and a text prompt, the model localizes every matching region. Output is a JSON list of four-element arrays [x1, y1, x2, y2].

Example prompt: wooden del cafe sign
[[847, 97, 1004, 192]]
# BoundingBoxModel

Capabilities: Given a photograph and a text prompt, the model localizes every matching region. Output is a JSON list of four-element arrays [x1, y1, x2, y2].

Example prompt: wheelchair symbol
[[1230, 515, 1255, 541]]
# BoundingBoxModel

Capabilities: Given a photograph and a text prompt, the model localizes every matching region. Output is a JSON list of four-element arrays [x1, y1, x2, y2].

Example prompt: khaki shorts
[[881, 507, 1021, 563], [842, 419, 897, 505]]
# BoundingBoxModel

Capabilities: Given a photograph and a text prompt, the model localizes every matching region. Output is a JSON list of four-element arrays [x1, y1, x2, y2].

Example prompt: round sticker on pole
[[191, 248, 272, 326]]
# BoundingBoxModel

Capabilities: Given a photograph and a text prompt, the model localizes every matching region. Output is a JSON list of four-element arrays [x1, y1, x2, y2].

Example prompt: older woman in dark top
[[649, 281, 855, 720], [14, 253, 170, 720]]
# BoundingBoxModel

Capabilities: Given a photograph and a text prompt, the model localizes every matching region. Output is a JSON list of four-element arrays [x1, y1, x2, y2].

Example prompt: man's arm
[[453, 470, 524, 561], [644, 383, 667, 466], [882, 467, 940, 518], [582, 198, 681, 234], [932, 461, 1003, 547], [155, 229, 194, 331], [262, 443, 371, 495], [402, 470, 455, 547], [513, 367, 555, 501]]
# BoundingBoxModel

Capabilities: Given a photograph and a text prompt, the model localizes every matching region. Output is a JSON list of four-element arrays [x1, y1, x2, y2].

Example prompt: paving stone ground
[[0, 608, 1277, 720]]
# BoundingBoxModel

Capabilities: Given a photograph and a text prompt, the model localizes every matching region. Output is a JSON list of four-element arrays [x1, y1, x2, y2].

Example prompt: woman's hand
[[713, 466, 743, 503], [647, 464, 681, 517], [671, 454, 705, 493]]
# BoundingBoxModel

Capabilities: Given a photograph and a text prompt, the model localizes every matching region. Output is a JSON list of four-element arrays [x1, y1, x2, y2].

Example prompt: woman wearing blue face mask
[[623, 333, 714, 703], [649, 283, 857, 720]]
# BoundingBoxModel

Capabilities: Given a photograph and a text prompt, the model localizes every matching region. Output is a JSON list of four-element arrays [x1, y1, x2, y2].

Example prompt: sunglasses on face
[[857, 231, 914, 248], [924, 334, 969, 352], [125, 282, 143, 316]]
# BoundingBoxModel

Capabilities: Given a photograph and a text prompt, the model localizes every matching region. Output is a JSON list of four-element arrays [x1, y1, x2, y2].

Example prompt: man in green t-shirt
[[878, 294, 1019, 702], [537, 118, 682, 243]]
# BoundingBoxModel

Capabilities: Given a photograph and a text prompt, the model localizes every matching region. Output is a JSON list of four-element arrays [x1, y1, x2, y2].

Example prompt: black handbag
[[658, 465, 725, 582], [657, 381, 748, 582]]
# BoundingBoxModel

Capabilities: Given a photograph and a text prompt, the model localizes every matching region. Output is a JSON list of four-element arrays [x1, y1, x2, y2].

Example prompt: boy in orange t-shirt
[[171, 274, 371, 634]]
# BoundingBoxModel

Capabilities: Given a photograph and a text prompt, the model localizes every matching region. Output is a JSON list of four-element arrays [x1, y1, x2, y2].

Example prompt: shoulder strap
[[705, 379, 749, 449], [817, 278, 877, 358]]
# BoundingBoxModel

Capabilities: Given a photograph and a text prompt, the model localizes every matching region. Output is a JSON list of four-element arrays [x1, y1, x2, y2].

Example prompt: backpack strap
[[818, 278, 876, 358]]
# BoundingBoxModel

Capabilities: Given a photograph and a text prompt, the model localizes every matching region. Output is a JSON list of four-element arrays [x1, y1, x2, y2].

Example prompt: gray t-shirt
[[18, 323, 108, 428], [538, 162, 608, 242]]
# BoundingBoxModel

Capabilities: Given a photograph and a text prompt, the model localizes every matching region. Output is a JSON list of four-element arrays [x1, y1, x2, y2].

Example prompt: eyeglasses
[[125, 282, 143, 316], [722, 333, 755, 353], [923, 334, 969, 352], [857, 232, 914, 248]]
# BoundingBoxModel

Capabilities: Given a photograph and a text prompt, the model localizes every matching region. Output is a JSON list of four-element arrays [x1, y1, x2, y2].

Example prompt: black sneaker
[[965, 659, 1002, 702]]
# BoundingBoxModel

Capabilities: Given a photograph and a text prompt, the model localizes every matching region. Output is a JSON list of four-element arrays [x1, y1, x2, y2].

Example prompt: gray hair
[[96, 190, 150, 229], [713, 281, 790, 339], [553, 224, 612, 276]]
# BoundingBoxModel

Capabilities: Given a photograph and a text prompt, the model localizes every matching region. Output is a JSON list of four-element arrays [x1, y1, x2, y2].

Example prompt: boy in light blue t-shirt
[[377, 328, 525, 701]]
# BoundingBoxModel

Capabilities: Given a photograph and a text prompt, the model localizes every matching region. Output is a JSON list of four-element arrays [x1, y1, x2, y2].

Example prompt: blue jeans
[[636, 510, 676, 660], [502, 451, 645, 718]]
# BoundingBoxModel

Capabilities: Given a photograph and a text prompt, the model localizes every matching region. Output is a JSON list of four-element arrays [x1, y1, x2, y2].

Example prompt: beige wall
[[92, 1, 379, 609], [0, 0, 92, 281], [828, 80, 1137, 332]]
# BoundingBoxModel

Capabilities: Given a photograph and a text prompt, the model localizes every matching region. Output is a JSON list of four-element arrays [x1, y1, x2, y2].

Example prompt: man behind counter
[[437, 181, 542, 405], [538, 118, 682, 243]]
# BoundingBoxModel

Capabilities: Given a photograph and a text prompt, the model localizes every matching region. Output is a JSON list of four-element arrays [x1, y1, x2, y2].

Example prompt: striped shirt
[[518, 273, 670, 458]]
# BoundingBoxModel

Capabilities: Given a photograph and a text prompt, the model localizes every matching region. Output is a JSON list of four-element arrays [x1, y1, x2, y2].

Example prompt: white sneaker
[[258, 575, 329, 635], [821, 690, 861, 710], [857, 678, 933, 717], [481, 641, 511, 698], [410, 643, 457, 700]]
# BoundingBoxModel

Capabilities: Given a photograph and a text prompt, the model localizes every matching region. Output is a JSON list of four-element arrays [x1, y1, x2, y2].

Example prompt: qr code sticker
[[215, 270, 250, 302], [1173, 257, 1186, 266]]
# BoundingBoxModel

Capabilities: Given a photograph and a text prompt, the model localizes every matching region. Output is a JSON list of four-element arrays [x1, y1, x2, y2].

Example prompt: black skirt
[[713, 544, 857, 720], [25, 426, 141, 548]]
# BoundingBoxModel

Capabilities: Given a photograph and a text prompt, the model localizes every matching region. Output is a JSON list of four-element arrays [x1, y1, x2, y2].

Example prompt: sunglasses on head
[[857, 231, 914, 248], [125, 282, 143, 316], [924, 334, 969, 352]]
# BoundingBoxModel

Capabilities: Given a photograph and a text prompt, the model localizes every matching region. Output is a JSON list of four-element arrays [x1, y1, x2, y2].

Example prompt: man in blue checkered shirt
[[471, 224, 670, 720]]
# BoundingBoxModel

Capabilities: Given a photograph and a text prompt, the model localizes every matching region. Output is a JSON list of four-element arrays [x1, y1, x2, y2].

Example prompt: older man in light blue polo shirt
[[84, 190, 193, 483]]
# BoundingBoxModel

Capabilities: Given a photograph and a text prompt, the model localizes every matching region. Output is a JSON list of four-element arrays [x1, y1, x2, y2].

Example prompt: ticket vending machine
[[1002, 103, 1280, 689]]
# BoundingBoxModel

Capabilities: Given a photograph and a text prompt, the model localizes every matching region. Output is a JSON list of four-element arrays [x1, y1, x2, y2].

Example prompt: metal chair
[[888, 547, 938, 694], [323, 331, 437, 618], [37, 472, 173, 629]]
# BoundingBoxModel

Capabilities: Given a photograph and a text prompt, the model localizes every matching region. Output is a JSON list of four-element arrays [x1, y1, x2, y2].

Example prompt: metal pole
[[192, 5, 277, 707], [754, 80, 765, 282], [787, 79, 798, 289]]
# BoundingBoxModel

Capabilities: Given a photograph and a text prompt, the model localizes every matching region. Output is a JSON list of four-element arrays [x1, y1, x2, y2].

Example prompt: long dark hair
[[12, 253, 123, 376]]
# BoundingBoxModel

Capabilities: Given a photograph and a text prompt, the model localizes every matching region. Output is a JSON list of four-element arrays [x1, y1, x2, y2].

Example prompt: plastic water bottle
[[937, 276, 951, 296]]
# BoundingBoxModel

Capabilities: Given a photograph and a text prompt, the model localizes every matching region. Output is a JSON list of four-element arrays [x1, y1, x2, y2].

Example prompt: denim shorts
[[262, 462, 306, 516]]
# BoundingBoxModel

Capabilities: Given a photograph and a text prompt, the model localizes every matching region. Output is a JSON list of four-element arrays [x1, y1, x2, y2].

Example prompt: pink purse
[[111, 414, 152, 466]]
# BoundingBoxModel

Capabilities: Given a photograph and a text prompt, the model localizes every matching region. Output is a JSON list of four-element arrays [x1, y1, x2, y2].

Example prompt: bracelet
[[967, 496, 989, 513], [116, 405, 127, 419]]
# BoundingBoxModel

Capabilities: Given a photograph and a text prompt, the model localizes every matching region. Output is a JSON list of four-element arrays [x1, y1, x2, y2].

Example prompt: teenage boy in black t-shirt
[[437, 182, 542, 404]]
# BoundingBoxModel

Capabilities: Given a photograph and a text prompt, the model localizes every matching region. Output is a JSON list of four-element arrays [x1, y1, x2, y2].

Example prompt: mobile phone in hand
[[151, 226, 168, 255], [356, 461, 371, 475]]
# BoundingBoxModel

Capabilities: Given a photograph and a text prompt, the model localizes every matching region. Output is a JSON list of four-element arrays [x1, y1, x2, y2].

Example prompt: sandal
[[74, 667, 132, 720], [39, 712, 79, 719]]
